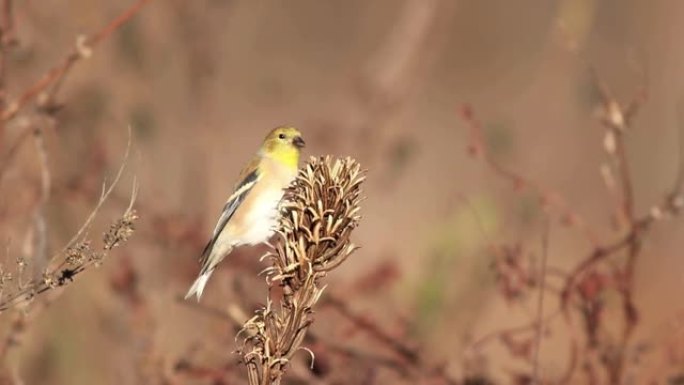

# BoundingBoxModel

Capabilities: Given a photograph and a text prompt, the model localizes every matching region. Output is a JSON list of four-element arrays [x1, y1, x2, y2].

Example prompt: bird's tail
[[185, 243, 232, 301], [184, 269, 215, 301]]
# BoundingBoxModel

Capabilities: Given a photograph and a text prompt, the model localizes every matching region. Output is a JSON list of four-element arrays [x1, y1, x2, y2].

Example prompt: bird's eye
[[278, 133, 286, 140]]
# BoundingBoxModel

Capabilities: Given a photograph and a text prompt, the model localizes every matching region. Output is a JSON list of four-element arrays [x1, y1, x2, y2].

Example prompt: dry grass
[[0, 137, 138, 313]]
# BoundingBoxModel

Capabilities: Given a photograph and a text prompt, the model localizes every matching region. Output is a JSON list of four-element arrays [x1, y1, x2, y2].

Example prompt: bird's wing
[[198, 157, 261, 267]]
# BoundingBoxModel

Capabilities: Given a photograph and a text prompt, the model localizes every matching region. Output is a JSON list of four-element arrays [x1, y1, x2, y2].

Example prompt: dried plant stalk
[[238, 156, 365, 385], [0, 139, 138, 312]]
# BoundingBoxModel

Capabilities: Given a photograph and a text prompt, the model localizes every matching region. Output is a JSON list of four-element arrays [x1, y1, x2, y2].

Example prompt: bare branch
[[0, 0, 153, 123]]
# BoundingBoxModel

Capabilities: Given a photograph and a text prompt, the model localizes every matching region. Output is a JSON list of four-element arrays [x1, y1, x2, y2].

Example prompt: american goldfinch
[[185, 126, 306, 301]]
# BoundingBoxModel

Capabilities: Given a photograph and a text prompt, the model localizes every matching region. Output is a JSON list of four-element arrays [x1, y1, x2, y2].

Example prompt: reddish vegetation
[[1, 1, 683, 385]]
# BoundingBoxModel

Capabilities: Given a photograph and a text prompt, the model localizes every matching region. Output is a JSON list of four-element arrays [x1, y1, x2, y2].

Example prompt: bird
[[185, 126, 306, 301]]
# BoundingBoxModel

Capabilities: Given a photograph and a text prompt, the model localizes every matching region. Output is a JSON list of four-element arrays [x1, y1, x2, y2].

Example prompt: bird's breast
[[238, 187, 284, 245], [233, 158, 297, 246]]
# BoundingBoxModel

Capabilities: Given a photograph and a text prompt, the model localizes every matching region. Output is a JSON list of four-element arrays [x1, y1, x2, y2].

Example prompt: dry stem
[[0, 0, 153, 123], [237, 156, 365, 385], [0, 135, 138, 312]]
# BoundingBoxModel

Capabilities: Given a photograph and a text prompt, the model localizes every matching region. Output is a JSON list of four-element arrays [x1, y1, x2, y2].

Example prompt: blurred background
[[1, 0, 684, 384]]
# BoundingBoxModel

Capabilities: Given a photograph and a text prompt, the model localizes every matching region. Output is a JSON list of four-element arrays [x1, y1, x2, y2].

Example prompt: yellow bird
[[185, 127, 305, 301]]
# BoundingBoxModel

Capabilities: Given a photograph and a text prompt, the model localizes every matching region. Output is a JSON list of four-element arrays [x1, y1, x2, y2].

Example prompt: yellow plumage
[[185, 126, 305, 301]]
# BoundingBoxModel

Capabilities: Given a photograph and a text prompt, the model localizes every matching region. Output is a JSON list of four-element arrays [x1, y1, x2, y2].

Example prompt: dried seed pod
[[238, 156, 365, 385]]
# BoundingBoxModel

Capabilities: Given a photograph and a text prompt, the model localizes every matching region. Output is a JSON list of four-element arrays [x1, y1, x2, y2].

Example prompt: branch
[[459, 104, 601, 246], [531, 223, 550, 384], [0, 134, 138, 312], [0, 0, 153, 123]]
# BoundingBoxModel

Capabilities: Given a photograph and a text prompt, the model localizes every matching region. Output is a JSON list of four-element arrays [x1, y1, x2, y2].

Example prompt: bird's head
[[262, 126, 305, 168]]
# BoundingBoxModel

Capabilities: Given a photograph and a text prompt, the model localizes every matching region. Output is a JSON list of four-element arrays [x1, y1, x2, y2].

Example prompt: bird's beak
[[293, 136, 306, 149]]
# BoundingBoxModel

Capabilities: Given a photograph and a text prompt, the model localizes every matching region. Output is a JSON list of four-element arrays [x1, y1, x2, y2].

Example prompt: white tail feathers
[[186, 241, 232, 301], [184, 269, 214, 301]]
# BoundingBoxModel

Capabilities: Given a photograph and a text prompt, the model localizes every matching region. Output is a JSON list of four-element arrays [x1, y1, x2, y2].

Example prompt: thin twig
[[325, 293, 459, 385], [324, 294, 419, 364], [28, 126, 50, 277], [0, 123, 30, 186], [0, 131, 137, 311], [469, 308, 563, 353], [592, 68, 637, 225], [0, 0, 15, 112], [531, 221, 550, 384], [459, 104, 601, 246], [0, 0, 153, 123], [56, 129, 132, 258]]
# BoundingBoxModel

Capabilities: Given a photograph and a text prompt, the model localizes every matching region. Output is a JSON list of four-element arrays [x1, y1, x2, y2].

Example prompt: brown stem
[[0, 0, 153, 123]]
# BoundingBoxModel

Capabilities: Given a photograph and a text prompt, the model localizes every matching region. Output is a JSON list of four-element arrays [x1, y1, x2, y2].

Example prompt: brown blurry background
[[1, 0, 684, 384]]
